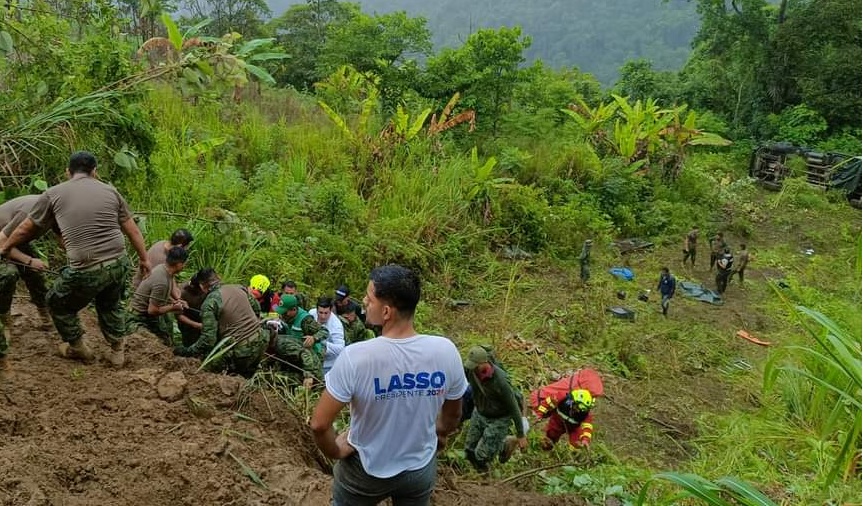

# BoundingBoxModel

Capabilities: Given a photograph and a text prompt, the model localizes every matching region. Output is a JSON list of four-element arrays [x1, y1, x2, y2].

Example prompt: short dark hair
[[661, 267, 669, 274], [196, 267, 218, 285], [68, 151, 97, 175], [343, 301, 360, 315], [166, 246, 188, 266], [740, 243, 746, 249], [369, 264, 420, 317], [170, 228, 194, 246], [317, 296, 333, 309], [282, 280, 297, 290]]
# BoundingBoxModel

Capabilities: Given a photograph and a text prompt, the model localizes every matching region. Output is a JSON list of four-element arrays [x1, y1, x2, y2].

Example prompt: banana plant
[[466, 147, 514, 224]]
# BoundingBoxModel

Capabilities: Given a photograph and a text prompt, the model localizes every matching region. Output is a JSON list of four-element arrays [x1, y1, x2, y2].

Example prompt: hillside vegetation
[[0, 0, 860, 504]]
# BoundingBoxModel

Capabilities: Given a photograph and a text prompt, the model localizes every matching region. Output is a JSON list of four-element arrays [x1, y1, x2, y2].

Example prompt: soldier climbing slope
[[0, 151, 150, 367]]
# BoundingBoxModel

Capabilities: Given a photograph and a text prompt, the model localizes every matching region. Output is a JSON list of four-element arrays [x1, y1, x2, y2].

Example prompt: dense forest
[[267, 0, 700, 84], [0, 0, 860, 504]]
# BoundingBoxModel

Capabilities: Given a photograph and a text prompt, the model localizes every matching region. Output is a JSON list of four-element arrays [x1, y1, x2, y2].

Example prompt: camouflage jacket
[[188, 284, 262, 357]]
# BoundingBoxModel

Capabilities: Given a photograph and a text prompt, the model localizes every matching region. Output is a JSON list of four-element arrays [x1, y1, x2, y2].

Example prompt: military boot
[[499, 436, 518, 464], [36, 307, 53, 331], [58, 338, 95, 363], [108, 340, 125, 368]]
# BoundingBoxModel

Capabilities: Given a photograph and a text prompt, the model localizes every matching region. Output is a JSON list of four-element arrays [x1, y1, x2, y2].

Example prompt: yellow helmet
[[249, 274, 271, 292], [570, 389, 594, 411]]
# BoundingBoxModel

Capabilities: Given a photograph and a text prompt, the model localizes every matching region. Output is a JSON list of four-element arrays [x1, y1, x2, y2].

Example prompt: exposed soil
[[0, 303, 579, 506]]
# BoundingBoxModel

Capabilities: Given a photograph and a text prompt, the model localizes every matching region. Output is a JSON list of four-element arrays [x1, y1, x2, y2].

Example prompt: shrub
[[491, 184, 549, 252]]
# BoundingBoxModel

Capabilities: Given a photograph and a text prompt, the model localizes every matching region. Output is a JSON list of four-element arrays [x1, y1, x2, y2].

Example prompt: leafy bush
[[491, 184, 549, 252]]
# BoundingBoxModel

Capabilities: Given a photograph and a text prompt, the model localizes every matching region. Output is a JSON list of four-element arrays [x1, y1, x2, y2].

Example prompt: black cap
[[335, 284, 350, 301]]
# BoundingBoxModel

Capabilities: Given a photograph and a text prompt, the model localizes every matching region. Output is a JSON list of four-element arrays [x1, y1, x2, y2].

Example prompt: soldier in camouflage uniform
[[0, 152, 150, 368], [128, 246, 189, 345], [173, 268, 270, 378], [578, 239, 593, 283], [462, 346, 527, 472], [0, 196, 55, 375], [280, 280, 309, 312], [709, 232, 727, 272], [269, 294, 328, 388], [338, 301, 373, 346]]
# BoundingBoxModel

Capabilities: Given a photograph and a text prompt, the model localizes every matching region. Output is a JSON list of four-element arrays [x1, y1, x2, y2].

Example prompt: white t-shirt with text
[[325, 334, 468, 478]]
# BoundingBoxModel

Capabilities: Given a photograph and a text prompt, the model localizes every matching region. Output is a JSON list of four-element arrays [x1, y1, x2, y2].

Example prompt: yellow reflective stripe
[[537, 406, 548, 413], [581, 432, 593, 438], [581, 423, 594, 430], [545, 396, 555, 406]]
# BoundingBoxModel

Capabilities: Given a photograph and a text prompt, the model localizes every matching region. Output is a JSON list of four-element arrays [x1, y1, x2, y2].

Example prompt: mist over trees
[[265, 0, 699, 85]]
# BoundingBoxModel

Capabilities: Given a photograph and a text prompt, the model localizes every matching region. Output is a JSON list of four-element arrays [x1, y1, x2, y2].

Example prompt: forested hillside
[[266, 0, 699, 84]]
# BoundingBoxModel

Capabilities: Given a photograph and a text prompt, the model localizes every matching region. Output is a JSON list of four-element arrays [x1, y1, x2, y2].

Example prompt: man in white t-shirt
[[308, 295, 346, 375], [311, 265, 467, 506]]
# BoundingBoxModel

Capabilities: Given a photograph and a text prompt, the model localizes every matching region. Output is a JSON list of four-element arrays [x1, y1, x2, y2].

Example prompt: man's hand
[[334, 430, 356, 459], [576, 438, 590, 448], [173, 346, 192, 357], [516, 437, 528, 450], [171, 300, 188, 313], [29, 258, 48, 271], [436, 434, 448, 453], [303, 336, 315, 348], [138, 259, 151, 280], [302, 377, 314, 390]]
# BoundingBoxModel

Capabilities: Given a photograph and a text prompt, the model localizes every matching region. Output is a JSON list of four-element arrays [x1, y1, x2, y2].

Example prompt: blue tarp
[[679, 281, 724, 305], [609, 267, 634, 281]]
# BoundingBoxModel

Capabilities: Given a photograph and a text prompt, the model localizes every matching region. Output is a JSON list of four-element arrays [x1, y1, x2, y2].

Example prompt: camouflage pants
[[201, 328, 269, 378], [464, 410, 512, 463], [580, 263, 590, 282], [273, 335, 323, 381], [0, 244, 48, 314], [682, 248, 696, 266], [0, 263, 17, 357], [129, 312, 174, 345], [715, 270, 731, 295], [46, 256, 130, 345]]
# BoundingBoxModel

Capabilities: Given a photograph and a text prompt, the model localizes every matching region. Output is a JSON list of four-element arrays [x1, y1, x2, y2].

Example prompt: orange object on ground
[[736, 330, 771, 346]]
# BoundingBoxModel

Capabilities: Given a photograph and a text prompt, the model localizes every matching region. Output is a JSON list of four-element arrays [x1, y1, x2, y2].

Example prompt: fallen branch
[[604, 395, 686, 434], [500, 462, 575, 484]]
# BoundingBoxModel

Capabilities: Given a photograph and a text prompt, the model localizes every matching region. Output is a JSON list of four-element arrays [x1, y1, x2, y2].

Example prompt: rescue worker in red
[[534, 388, 596, 450]]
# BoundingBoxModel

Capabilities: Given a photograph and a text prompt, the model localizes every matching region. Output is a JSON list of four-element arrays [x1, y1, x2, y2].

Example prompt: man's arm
[[436, 398, 462, 449], [147, 283, 183, 316], [310, 390, 353, 459], [497, 376, 525, 437], [0, 218, 39, 257], [177, 314, 202, 329], [0, 230, 45, 269], [119, 217, 150, 278]]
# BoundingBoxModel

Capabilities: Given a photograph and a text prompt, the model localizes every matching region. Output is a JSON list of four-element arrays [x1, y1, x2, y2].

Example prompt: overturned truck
[[749, 143, 861, 208]]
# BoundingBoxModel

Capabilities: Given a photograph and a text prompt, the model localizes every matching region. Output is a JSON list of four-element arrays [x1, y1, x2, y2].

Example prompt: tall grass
[[764, 306, 861, 486]]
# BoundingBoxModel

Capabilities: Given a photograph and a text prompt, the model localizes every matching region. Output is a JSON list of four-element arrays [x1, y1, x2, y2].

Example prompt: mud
[[0, 304, 577, 506]]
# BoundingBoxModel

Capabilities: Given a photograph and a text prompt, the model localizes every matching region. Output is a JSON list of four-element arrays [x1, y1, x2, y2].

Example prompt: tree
[[116, 0, 178, 41], [423, 27, 531, 137], [614, 59, 680, 106], [181, 0, 270, 38], [317, 10, 432, 109], [266, 0, 359, 89], [768, 0, 861, 131]]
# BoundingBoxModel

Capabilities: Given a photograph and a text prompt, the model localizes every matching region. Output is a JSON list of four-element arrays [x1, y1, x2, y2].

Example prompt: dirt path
[[0, 304, 579, 505]]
